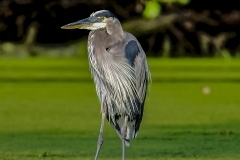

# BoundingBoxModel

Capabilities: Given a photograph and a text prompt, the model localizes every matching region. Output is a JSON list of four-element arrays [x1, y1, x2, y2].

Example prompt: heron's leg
[[121, 116, 128, 160], [122, 138, 125, 160], [94, 112, 105, 160]]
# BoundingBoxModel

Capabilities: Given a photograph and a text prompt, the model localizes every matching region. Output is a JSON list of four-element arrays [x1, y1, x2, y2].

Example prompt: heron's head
[[61, 10, 116, 30]]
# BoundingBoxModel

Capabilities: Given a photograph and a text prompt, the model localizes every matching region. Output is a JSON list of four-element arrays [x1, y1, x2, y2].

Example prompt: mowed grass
[[0, 57, 240, 160]]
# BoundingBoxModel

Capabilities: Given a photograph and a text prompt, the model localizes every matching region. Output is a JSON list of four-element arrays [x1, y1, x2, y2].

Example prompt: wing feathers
[[88, 33, 149, 145]]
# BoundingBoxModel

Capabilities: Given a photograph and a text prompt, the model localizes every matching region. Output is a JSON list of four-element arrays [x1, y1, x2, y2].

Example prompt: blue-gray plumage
[[61, 10, 150, 160], [125, 40, 140, 67]]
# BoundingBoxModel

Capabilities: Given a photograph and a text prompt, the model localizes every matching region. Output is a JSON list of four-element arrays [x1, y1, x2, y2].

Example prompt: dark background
[[1, 0, 240, 57]]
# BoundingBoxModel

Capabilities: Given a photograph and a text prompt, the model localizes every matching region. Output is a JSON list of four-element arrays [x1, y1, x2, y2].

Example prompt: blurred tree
[[0, 0, 240, 57]]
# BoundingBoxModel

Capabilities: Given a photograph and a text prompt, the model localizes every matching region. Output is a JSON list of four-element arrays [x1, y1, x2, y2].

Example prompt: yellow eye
[[99, 16, 105, 21]]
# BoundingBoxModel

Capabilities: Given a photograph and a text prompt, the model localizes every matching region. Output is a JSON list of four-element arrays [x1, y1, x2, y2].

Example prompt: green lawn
[[0, 57, 240, 160]]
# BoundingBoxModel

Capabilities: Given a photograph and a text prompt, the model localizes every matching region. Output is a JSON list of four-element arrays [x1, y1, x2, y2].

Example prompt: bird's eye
[[99, 16, 105, 21]]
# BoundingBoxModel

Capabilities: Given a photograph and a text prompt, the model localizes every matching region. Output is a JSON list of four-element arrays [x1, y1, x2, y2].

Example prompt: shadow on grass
[[1, 123, 240, 159]]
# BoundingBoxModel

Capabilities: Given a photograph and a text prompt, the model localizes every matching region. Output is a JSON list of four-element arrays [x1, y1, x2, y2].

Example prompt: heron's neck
[[106, 19, 124, 36], [89, 20, 125, 51]]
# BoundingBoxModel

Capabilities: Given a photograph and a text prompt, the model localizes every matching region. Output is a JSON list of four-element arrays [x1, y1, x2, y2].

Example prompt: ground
[[0, 57, 240, 160]]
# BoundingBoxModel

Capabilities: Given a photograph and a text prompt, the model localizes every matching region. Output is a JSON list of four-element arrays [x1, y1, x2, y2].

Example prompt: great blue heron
[[61, 10, 150, 160]]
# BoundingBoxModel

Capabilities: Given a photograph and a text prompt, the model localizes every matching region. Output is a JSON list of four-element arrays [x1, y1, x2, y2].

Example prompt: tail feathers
[[124, 139, 130, 147], [110, 116, 139, 147], [115, 131, 131, 147], [122, 125, 138, 147], [126, 123, 137, 139]]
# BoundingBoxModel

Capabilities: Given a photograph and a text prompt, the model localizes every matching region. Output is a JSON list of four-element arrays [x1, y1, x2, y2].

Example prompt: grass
[[0, 57, 240, 160]]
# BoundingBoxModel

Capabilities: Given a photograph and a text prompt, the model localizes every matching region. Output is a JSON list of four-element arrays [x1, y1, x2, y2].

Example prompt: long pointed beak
[[61, 17, 106, 30], [61, 17, 92, 29]]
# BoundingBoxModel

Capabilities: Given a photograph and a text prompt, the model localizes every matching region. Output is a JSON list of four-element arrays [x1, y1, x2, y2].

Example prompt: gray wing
[[124, 39, 150, 136]]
